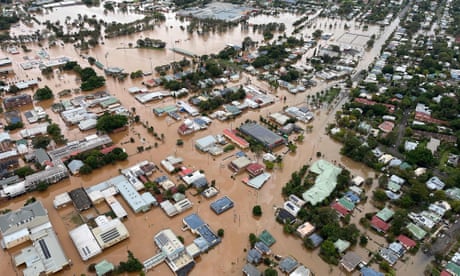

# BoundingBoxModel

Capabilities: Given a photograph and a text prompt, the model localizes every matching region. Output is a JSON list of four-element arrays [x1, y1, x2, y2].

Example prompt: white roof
[[53, 192, 72, 208], [246, 173, 271, 189], [69, 224, 102, 261]]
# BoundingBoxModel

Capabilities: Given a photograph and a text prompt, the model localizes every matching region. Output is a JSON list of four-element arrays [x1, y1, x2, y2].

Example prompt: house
[[331, 202, 350, 217], [244, 172, 271, 189], [352, 176, 365, 186], [289, 265, 311, 276], [361, 266, 384, 276], [246, 163, 264, 177], [306, 233, 323, 248], [276, 208, 296, 224], [229, 156, 252, 173], [195, 135, 217, 152], [242, 263, 261, 276], [247, 248, 262, 264], [379, 247, 399, 265], [258, 230, 276, 247], [407, 223, 427, 240], [397, 234, 416, 249], [279, 256, 298, 273], [210, 196, 234, 215], [340, 251, 362, 272], [426, 176, 445, 190], [334, 239, 351, 254], [296, 222, 315, 239], [376, 207, 395, 222], [371, 216, 390, 233], [388, 241, 405, 257], [254, 241, 271, 255]]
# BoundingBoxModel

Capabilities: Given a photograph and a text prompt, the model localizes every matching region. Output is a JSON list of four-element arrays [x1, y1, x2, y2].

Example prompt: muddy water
[[0, 5, 429, 276]]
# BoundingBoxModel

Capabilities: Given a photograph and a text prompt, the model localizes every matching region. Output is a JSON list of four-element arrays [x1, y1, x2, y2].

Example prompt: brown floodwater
[[0, 5, 430, 276]]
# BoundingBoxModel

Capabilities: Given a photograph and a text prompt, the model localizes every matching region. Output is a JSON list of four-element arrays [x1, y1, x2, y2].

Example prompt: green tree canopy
[[96, 114, 128, 132]]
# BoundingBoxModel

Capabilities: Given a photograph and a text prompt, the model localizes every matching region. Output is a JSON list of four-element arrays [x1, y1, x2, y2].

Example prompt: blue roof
[[197, 224, 221, 247], [247, 249, 262, 264], [254, 241, 270, 254], [279, 256, 298, 273], [194, 236, 210, 252], [193, 177, 208, 189], [210, 196, 234, 215], [345, 191, 360, 203], [155, 175, 169, 182], [308, 233, 324, 247], [183, 213, 205, 231], [361, 267, 384, 276]]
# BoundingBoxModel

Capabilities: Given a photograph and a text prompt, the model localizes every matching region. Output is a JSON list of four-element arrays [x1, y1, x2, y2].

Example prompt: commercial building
[[48, 134, 112, 161], [114, 175, 151, 213], [3, 94, 32, 109], [239, 123, 286, 149], [69, 224, 103, 261], [183, 213, 221, 253], [0, 201, 70, 275], [302, 160, 342, 206], [69, 188, 92, 212], [91, 216, 129, 249], [154, 229, 195, 275]]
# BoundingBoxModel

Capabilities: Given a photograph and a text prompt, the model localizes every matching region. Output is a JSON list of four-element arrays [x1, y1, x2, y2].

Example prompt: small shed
[[68, 160, 84, 175], [95, 260, 115, 276]]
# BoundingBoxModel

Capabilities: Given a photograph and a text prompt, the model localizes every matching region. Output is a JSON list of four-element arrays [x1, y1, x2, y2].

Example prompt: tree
[[249, 233, 258, 247], [373, 189, 387, 202], [96, 113, 128, 132], [252, 205, 262, 217], [320, 240, 337, 258], [32, 136, 51, 149], [36, 182, 49, 192], [359, 235, 368, 246], [117, 251, 143, 273], [405, 145, 435, 167], [312, 29, 323, 40], [34, 86, 54, 100], [264, 268, 278, 276], [15, 166, 34, 178], [217, 229, 224, 237]]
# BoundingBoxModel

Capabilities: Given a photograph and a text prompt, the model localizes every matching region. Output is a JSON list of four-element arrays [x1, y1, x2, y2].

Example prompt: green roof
[[447, 262, 460, 276], [338, 197, 355, 211], [95, 260, 114, 276], [446, 188, 460, 201], [334, 239, 350, 253], [387, 181, 401, 193], [259, 230, 276, 247], [302, 160, 342, 206], [399, 162, 412, 170], [407, 223, 427, 240], [376, 207, 394, 222], [99, 97, 120, 108]]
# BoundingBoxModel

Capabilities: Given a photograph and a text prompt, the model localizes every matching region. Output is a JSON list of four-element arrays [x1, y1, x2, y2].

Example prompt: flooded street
[[0, 3, 430, 276]]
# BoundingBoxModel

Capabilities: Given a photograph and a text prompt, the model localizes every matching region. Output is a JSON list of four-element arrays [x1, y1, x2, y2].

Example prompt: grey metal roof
[[0, 201, 47, 233]]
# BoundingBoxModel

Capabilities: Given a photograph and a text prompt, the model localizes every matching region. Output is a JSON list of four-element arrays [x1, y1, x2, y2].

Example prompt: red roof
[[415, 112, 448, 125], [246, 163, 264, 176], [223, 129, 249, 149], [331, 202, 350, 217], [100, 145, 117, 155], [397, 234, 416, 249], [179, 167, 194, 177], [378, 121, 395, 133], [371, 216, 390, 232], [354, 98, 395, 113], [441, 270, 453, 276]]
